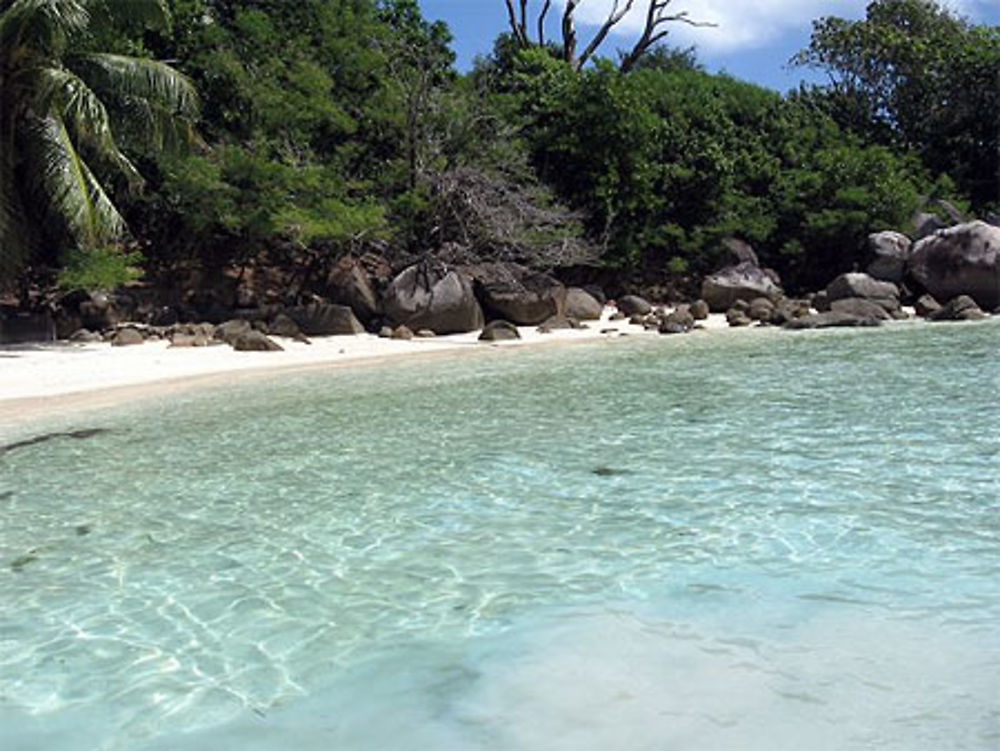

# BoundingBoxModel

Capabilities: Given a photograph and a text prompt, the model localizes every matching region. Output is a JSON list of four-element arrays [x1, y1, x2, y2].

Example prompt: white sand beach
[[0, 308, 731, 425]]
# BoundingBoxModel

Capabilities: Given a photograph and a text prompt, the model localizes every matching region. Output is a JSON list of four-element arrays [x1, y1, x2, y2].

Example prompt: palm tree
[[0, 0, 198, 281]]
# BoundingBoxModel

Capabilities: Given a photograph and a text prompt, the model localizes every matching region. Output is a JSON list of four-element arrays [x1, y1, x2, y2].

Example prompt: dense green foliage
[[794, 0, 1000, 211], [0, 0, 197, 283], [2, 0, 995, 295]]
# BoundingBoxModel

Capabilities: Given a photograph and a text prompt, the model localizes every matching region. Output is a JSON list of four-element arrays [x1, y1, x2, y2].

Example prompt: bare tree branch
[[578, 0, 637, 70], [502, 1, 713, 73], [620, 1, 716, 73], [538, 0, 552, 46]]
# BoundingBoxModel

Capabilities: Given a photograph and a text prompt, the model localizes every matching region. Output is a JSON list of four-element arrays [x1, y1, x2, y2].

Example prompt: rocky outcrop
[[565, 287, 603, 320], [479, 320, 521, 341], [0, 311, 55, 344], [866, 231, 912, 283], [784, 312, 882, 330], [324, 254, 381, 324], [701, 262, 782, 312], [829, 298, 892, 321], [825, 272, 900, 314], [267, 313, 309, 342], [659, 307, 695, 335], [384, 261, 484, 334], [467, 263, 565, 326], [927, 295, 987, 322], [288, 302, 364, 336], [909, 221, 1000, 311]]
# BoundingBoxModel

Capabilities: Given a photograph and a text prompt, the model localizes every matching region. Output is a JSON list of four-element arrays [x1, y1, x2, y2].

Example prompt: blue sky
[[418, 1, 1000, 92]]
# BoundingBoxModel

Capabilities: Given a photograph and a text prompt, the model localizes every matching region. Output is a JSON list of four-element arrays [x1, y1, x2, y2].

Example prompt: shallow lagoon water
[[1, 321, 998, 749]]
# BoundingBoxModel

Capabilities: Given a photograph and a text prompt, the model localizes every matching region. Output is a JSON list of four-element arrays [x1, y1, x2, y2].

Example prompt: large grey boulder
[[565, 287, 603, 320], [866, 231, 912, 283], [928, 295, 987, 322], [617, 295, 652, 317], [325, 254, 380, 324], [830, 298, 892, 321], [384, 261, 483, 334], [909, 221, 1000, 311], [289, 302, 364, 336], [479, 320, 521, 341], [213, 319, 252, 344], [826, 272, 899, 302], [701, 262, 782, 313], [467, 263, 565, 326]]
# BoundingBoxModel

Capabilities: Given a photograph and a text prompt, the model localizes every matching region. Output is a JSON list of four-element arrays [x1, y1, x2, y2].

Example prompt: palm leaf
[[0, 0, 89, 59], [84, 0, 168, 32], [24, 63, 143, 186], [69, 53, 199, 119], [23, 113, 126, 248]]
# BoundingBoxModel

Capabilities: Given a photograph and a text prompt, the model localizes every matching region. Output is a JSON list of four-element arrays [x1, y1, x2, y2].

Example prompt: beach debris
[[1, 428, 109, 455]]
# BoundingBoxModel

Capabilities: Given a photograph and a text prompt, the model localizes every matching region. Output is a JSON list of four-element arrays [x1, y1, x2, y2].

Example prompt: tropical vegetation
[[0, 0, 995, 297]]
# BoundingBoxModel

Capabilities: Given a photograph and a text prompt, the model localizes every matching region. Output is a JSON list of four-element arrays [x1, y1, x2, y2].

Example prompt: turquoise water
[[1, 322, 998, 750]]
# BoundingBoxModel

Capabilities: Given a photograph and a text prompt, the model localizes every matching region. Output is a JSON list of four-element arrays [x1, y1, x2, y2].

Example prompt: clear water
[[1, 322, 998, 750]]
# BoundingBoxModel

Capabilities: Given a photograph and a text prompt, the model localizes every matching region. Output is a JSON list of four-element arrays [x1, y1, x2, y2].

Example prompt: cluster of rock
[[695, 220, 997, 330]]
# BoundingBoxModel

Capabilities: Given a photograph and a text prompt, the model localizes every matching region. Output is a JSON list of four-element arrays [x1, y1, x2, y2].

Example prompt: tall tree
[[503, 0, 710, 72], [793, 0, 1000, 209], [0, 0, 198, 282]]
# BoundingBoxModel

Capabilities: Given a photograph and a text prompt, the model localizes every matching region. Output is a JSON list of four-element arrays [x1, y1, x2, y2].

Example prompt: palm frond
[[0, 0, 89, 59], [84, 0, 169, 32], [23, 113, 126, 249], [0, 124, 35, 278], [26, 63, 142, 186], [69, 52, 199, 119]]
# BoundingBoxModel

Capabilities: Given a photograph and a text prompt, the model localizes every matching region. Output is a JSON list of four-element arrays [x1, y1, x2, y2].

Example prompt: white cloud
[[563, 0, 990, 54]]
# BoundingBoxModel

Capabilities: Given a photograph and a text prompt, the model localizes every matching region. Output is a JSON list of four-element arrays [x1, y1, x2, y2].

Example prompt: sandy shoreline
[[0, 309, 733, 428]]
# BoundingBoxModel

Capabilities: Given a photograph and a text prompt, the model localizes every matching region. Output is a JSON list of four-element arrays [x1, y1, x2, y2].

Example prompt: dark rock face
[[385, 261, 484, 334], [479, 320, 521, 341], [325, 254, 380, 323], [783, 312, 882, 329], [468, 263, 565, 326], [914, 294, 942, 318], [111, 328, 144, 346], [565, 287, 603, 320], [288, 302, 364, 336], [928, 295, 987, 322], [0, 311, 55, 344], [909, 221, 1000, 311], [914, 212, 948, 241], [617, 295, 652, 317], [232, 331, 283, 351], [829, 298, 892, 321], [213, 319, 252, 344], [866, 231, 912, 283], [702, 262, 782, 312]]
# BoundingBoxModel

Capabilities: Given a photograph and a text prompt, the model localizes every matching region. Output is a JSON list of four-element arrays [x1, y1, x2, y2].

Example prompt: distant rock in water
[[1, 428, 109, 455], [592, 466, 632, 477]]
